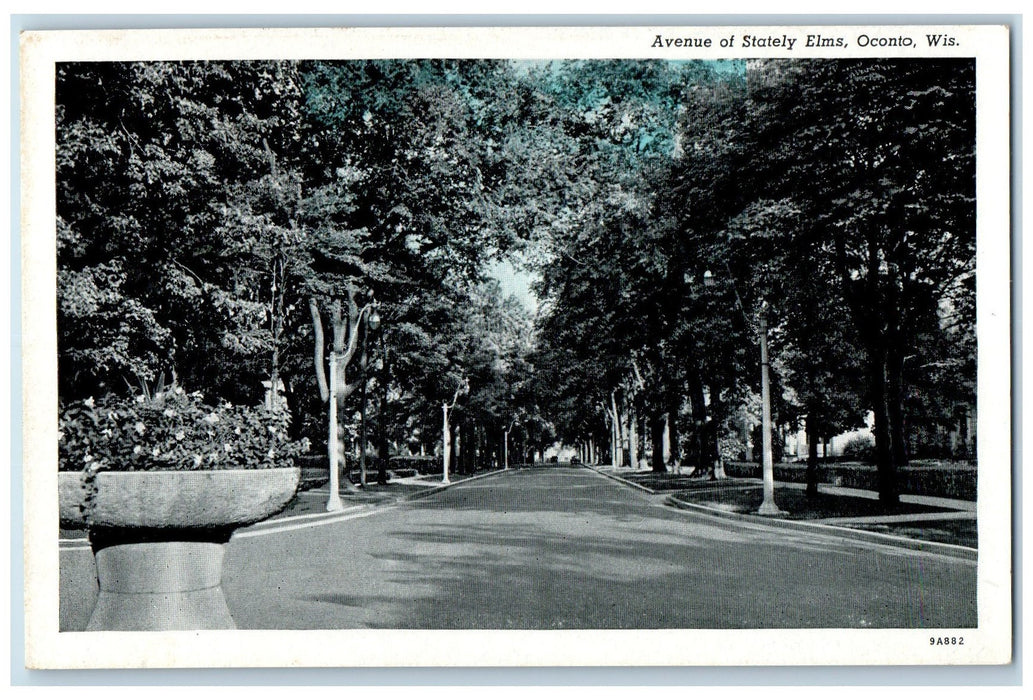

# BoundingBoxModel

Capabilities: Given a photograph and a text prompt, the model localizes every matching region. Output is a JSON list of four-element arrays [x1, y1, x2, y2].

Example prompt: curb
[[401, 468, 509, 501], [585, 465, 657, 494], [286, 468, 509, 512], [665, 494, 978, 562], [586, 466, 977, 562]]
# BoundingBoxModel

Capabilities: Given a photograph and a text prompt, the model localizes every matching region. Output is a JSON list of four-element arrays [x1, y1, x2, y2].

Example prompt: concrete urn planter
[[60, 467, 300, 631]]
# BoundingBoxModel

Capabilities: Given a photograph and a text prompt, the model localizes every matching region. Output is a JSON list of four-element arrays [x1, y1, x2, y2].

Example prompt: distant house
[[783, 405, 976, 462], [782, 414, 875, 461]]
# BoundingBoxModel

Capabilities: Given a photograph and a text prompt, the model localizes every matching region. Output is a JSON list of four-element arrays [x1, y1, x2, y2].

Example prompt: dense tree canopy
[[57, 58, 976, 500]]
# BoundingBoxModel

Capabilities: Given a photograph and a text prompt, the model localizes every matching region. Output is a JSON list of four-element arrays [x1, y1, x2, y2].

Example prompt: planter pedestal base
[[87, 539, 234, 631], [59, 468, 301, 631]]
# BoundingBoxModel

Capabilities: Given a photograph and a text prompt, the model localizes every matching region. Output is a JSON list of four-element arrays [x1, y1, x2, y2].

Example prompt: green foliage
[[58, 385, 307, 473], [724, 459, 976, 501], [54, 57, 976, 491], [57, 261, 172, 384], [388, 455, 442, 475], [57, 61, 307, 402], [841, 436, 876, 462], [528, 61, 736, 455], [661, 58, 975, 488]]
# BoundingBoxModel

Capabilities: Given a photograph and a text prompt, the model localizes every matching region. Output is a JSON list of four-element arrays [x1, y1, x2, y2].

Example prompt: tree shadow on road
[[299, 509, 977, 630], [223, 469, 976, 631]]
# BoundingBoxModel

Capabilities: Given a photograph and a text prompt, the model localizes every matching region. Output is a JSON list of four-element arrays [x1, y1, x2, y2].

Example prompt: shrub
[[58, 387, 307, 473], [723, 460, 976, 500], [718, 433, 745, 462], [389, 455, 442, 475], [841, 435, 876, 462]]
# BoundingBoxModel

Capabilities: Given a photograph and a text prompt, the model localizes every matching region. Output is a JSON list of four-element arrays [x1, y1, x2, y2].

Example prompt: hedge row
[[388, 455, 443, 475], [296, 454, 412, 487], [298, 454, 522, 480], [723, 461, 976, 501]]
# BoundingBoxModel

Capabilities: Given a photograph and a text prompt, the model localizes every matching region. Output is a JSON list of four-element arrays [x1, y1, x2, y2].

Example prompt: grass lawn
[[839, 520, 978, 549], [672, 483, 949, 519], [278, 479, 431, 516], [668, 482, 977, 548], [622, 472, 756, 492]]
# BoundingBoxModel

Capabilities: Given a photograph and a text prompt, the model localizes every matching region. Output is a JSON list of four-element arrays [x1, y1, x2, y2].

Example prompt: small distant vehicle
[[570, 455, 582, 465]]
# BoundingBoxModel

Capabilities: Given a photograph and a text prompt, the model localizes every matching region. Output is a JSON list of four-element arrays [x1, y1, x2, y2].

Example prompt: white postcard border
[[19, 24, 1013, 669]]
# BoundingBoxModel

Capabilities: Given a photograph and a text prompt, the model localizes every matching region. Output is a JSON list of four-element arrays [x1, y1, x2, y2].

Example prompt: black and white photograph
[[18, 24, 1012, 669]]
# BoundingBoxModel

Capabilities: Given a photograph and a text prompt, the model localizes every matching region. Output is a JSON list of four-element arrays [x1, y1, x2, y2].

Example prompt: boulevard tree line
[[56, 58, 975, 502], [529, 59, 975, 503]]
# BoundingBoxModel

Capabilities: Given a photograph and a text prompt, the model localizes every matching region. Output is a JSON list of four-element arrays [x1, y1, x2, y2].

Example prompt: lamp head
[[368, 307, 381, 331], [703, 270, 715, 287]]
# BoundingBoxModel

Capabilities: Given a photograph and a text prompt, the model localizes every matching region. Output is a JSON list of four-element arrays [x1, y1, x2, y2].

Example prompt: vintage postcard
[[19, 24, 1011, 669]]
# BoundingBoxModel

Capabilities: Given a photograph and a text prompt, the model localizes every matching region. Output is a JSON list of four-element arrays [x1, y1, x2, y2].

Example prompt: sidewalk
[[265, 469, 502, 521], [589, 465, 977, 555]]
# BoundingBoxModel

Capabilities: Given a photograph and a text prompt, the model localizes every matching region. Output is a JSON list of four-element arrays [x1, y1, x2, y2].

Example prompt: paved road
[[60, 467, 977, 630]]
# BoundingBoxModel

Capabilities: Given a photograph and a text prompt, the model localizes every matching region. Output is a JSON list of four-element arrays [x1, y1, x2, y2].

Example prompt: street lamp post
[[504, 419, 517, 470], [756, 302, 781, 515], [375, 322, 389, 485], [358, 306, 381, 488], [441, 382, 464, 484], [701, 268, 782, 515]]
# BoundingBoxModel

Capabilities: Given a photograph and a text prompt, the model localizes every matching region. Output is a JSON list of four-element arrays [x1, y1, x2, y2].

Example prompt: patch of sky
[[488, 258, 539, 313]]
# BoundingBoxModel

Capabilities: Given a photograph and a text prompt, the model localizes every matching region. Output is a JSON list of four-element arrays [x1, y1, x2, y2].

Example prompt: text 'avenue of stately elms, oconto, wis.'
[[651, 32, 958, 50]]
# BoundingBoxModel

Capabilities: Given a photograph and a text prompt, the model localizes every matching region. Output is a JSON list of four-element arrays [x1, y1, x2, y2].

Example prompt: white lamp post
[[358, 306, 381, 488], [326, 350, 345, 512], [701, 268, 782, 515], [441, 383, 465, 484], [504, 418, 517, 470], [756, 302, 781, 515]]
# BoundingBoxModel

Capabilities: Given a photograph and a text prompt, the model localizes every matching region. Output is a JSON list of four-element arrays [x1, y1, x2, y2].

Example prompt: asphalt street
[[60, 466, 977, 630]]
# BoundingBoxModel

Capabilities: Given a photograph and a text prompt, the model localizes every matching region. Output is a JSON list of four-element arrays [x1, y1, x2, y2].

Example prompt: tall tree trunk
[[442, 405, 451, 483], [688, 374, 707, 474], [309, 298, 329, 400], [710, 384, 726, 479], [651, 411, 666, 473], [376, 353, 390, 484], [610, 392, 623, 467], [805, 411, 820, 497], [869, 343, 899, 504], [457, 421, 467, 475], [887, 342, 909, 469], [662, 414, 671, 464], [333, 304, 358, 493], [450, 421, 459, 476], [463, 421, 475, 474], [627, 404, 639, 470], [668, 404, 680, 473], [609, 416, 617, 466], [479, 424, 487, 472]]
